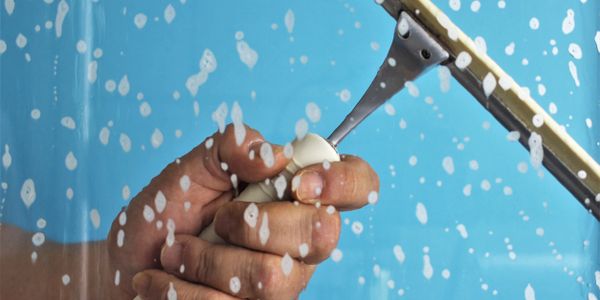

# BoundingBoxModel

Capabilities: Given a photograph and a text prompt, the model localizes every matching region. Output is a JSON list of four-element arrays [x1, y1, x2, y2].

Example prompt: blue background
[[1, 0, 599, 299]]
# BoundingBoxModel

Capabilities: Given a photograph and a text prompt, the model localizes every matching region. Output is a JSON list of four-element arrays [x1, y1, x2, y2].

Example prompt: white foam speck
[[151, 128, 164, 148], [62, 274, 70, 285], [244, 203, 259, 228], [186, 49, 217, 96], [291, 244, 306, 260], [231, 101, 246, 146], [117, 229, 124, 247], [535, 227, 544, 236], [405, 81, 420, 97], [154, 191, 167, 213], [456, 224, 468, 239], [274, 175, 287, 199], [368, 191, 378, 205], [528, 132, 543, 169], [212, 102, 228, 133], [483, 73, 497, 98], [339, 89, 351, 102], [295, 118, 309, 141], [114, 270, 121, 286], [236, 38, 259, 69], [90, 209, 101, 229], [529, 18, 540, 30], [143, 205, 155, 222], [20, 179, 36, 209], [525, 284, 536, 300], [0, 40, 6, 54], [393, 245, 406, 263], [532, 114, 544, 128], [55, 0, 69, 38], [438, 66, 452, 93], [283, 143, 294, 159], [562, 9, 575, 35], [88, 61, 98, 83], [416, 202, 428, 224], [563, 45, 581, 62], [463, 184, 472, 196], [455, 51, 472, 70], [76, 40, 87, 53], [442, 156, 455, 175], [281, 253, 293, 276], [437, 13, 458, 41], [16, 33, 27, 48], [179, 175, 190, 192], [442, 269, 451, 279], [595, 32, 600, 53], [549, 102, 557, 114], [505, 42, 515, 56], [4, 0, 14, 15], [259, 212, 270, 245], [449, 0, 461, 11], [167, 282, 177, 300], [259, 143, 275, 168], [118, 211, 127, 226], [586, 118, 593, 128], [595, 271, 600, 290], [384, 103, 396, 116], [2, 145, 12, 170], [119, 133, 132, 153], [470, 0, 480, 12], [331, 248, 343, 262], [230, 277, 241, 294], [284, 9, 295, 33], [351, 221, 363, 235], [65, 151, 78, 170], [66, 187, 74, 200], [568, 61, 580, 87], [134, 13, 147, 29], [164, 4, 176, 24], [139, 101, 152, 117], [397, 17, 409, 37], [105, 80, 116, 92], [481, 179, 491, 191], [118, 75, 130, 96], [305, 102, 321, 123], [423, 253, 434, 279], [474, 36, 487, 54], [61, 116, 76, 129], [589, 293, 598, 300], [32, 232, 45, 246]]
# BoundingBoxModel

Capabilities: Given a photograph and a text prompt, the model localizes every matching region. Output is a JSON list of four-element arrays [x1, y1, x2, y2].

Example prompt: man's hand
[[107, 124, 379, 299]]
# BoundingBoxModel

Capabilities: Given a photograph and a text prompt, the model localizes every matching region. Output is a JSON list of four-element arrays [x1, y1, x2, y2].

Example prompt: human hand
[[107, 124, 379, 299]]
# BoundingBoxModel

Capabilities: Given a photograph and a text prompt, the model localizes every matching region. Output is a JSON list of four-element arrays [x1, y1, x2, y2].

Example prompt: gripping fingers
[[158, 235, 315, 300], [132, 269, 239, 300]]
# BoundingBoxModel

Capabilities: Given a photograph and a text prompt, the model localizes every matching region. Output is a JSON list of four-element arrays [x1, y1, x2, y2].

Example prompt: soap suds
[[164, 4, 176, 24], [393, 245, 406, 263], [416, 202, 428, 224], [55, 0, 69, 38], [562, 9, 575, 35], [20, 179, 36, 208]]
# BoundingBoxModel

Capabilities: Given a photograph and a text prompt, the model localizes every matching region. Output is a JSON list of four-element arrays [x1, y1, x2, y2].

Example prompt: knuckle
[[214, 202, 251, 244], [255, 254, 283, 294]]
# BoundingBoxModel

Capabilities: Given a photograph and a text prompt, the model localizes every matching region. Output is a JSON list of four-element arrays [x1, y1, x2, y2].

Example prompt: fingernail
[[160, 240, 183, 271], [296, 171, 324, 202], [132, 272, 150, 296]]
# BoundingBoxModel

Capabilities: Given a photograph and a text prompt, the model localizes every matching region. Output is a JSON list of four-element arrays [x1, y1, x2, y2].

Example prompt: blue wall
[[1, 0, 599, 298]]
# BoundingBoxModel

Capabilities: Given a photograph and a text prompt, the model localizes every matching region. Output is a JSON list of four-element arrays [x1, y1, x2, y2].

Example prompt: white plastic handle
[[199, 133, 340, 243]]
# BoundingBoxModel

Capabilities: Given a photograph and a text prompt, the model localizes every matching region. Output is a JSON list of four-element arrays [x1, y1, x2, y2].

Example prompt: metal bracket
[[328, 11, 449, 147]]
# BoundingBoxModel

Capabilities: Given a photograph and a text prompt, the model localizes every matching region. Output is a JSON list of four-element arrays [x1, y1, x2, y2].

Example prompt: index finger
[[291, 155, 380, 210]]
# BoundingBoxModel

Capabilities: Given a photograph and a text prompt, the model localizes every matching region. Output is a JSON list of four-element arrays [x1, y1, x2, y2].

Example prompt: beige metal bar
[[397, 0, 600, 217]]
